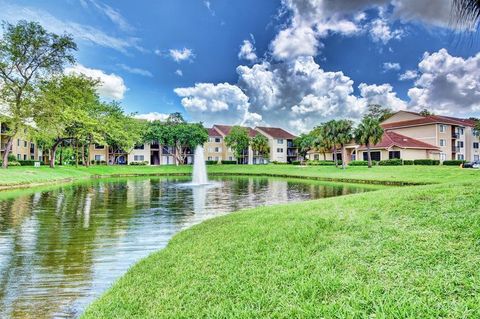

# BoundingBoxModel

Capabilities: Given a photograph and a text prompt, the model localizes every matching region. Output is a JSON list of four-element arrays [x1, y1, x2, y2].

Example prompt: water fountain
[[192, 145, 208, 185]]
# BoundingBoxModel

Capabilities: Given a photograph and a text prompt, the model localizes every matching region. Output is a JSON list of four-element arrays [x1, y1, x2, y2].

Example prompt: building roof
[[207, 127, 221, 137], [255, 126, 297, 139], [358, 131, 439, 150], [382, 112, 477, 129], [213, 125, 258, 137]]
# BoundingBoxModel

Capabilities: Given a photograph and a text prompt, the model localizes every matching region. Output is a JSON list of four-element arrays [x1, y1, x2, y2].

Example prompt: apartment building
[[255, 127, 298, 163], [0, 122, 42, 162]]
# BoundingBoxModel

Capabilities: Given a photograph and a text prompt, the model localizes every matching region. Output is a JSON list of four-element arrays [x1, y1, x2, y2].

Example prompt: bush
[[270, 161, 289, 165], [349, 160, 371, 166], [205, 160, 218, 165], [442, 160, 466, 166], [221, 160, 237, 165], [413, 159, 440, 166], [7, 154, 16, 162], [291, 160, 301, 165], [306, 160, 336, 166], [129, 161, 149, 166], [17, 160, 41, 166], [403, 160, 414, 165], [378, 159, 403, 166], [90, 160, 107, 165]]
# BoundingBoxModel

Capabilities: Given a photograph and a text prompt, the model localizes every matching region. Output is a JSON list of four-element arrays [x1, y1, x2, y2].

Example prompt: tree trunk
[[59, 142, 63, 166], [342, 145, 346, 170], [323, 152, 326, 161], [1, 135, 14, 169], [75, 139, 79, 167], [50, 140, 63, 168], [367, 144, 372, 168], [81, 144, 87, 166], [333, 146, 338, 168]]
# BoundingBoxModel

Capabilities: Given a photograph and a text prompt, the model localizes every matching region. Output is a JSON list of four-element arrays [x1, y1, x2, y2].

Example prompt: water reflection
[[0, 176, 377, 319]]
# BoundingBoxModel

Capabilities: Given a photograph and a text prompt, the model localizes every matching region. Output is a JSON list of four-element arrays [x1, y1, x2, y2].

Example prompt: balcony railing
[[452, 133, 460, 139], [452, 146, 461, 152]]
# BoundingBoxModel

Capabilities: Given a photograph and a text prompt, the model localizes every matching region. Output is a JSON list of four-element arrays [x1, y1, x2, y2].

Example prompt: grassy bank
[[0, 164, 477, 189], [82, 176, 480, 318]]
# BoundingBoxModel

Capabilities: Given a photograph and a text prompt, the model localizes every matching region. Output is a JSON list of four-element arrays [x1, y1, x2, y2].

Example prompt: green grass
[[81, 177, 480, 318]]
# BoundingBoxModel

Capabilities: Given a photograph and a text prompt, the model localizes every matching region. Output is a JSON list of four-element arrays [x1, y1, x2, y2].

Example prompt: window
[[457, 141, 464, 148], [30, 155, 34, 160], [229, 156, 233, 160], [215, 137, 221, 143], [94, 155, 103, 161], [457, 154, 464, 160], [439, 124, 446, 132], [389, 151, 401, 159], [314, 154, 319, 160], [24, 141, 27, 148], [474, 129, 480, 137], [215, 156, 219, 161], [475, 155, 480, 161], [440, 153, 446, 161], [277, 148, 284, 153], [474, 142, 479, 149], [439, 139, 446, 147], [134, 144, 144, 150], [39, 156, 43, 162], [134, 155, 144, 161], [277, 139, 284, 144], [17, 154, 21, 160], [94, 144, 105, 149], [363, 151, 381, 161], [214, 147, 222, 153], [459, 128, 464, 135], [23, 154, 27, 160], [208, 156, 212, 160], [17, 139, 20, 146]]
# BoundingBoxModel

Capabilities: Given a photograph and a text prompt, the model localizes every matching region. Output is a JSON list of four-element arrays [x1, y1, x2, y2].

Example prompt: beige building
[[0, 122, 42, 162], [255, 127, 298, 163]]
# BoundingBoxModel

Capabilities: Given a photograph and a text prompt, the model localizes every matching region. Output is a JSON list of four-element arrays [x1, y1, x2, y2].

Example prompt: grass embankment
[[82, 175, 480, 318], [0, 164, 477, 189]]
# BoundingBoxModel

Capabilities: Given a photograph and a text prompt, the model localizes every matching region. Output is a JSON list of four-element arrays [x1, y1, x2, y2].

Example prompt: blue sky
[[1, 0, 480, 133]]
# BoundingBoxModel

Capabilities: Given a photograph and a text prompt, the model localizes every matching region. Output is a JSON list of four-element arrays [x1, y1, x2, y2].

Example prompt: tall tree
[[294, 133, 315, 161], [224, 126, 250, 164], [0, 20, 76, 168], [336, 119, 354, 170], [355, 116, 384, 168], [323, 120, 340, 167], [365, 104, 393, 122], [310, 124, 332, 161], [250, 134, 270, 161], [419, 108, 433, 116]]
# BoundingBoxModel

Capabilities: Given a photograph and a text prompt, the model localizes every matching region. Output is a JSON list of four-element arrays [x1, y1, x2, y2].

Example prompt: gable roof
[[207, 127, 222, 137], [213, 125, 258, 137], [255, 126, 297, 139], [358, 131, 439, 150], [382, 111, 476, 129]]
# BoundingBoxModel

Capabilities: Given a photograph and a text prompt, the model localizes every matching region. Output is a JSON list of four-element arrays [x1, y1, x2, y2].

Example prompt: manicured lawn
[[81, 176, 480, 318]]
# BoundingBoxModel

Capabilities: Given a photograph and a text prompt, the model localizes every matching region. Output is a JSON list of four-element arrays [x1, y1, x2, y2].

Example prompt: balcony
[[287, 151, 298, 157], [452, 146, 461, 153], [452, 133, 460, 139]]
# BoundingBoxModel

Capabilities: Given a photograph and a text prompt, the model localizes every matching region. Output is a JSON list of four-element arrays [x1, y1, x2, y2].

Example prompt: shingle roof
[[255, 126, 297, 139], [382, 113, 476, 129], [207, 128, 221, 137], [358, 131, 439, 150], [213, 125, 258, 137]]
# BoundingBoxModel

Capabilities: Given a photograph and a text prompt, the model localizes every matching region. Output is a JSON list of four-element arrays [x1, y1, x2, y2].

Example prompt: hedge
[[378, 159, 403, 166], [129, 161, 149, 166], [291, 160, 301, 165], [413, 159, 440, 165], [205, 160, 218, 165], [403, 160, 414, 165], [221, 160, 237, 165], [306, 160, 337, 166], [348, 160, 372, 166], [442, 160, 466, 166], [17, 160, 41, 166], [90, 160, 107, 165], [0, 160, 21, 166]]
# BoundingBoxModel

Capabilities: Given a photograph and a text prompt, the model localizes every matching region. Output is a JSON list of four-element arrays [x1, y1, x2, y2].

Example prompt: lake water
[[0, 176, 379, 318]]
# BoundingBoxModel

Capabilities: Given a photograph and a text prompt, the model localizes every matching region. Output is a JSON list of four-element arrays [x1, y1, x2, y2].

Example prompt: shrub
[[413, 159, 440, 165], [221, 160, 237, 165], [403, 160, 414, 165], [90, 160, 107, 165], [306, 160, 336, 166], [349, 160, 371, 166], [17, 160, 41, 166], [205, 160, 218, 165], [442, 160, 466, 166], [291, 160, 301, 165], [378, 159, 403, 166], [129, 161, 149, 166], [7, 154, 16, 162]]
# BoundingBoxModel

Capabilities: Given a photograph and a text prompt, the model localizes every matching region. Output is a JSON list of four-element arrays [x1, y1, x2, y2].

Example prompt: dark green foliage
[[205, 160, 218, 165], [90, 160, 107, 165], [129, 161, 149, 166], [221, 160, 237, 165], [378, 159, 403, 166], [17, 160, 41, 166], [413, 159, 440, 165], [349, 160, 374, 166], [306, 160, 336, 166], [291, 160, 301, 165], [403, 160, 414, 165], [442, 160, 466, 166]]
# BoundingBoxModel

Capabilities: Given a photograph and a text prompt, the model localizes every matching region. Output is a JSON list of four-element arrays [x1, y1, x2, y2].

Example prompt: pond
[[0, 176, 381, 318]]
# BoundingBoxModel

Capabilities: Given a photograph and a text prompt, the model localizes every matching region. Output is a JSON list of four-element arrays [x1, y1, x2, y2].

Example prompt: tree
[[336, 119, 354, 170], [294, 133, 315, 161], [224, 126, 250, 164], [355, 116, 384, 168], [419, 108, 433, 116], [144, 113, 208, 165], [310, 124, 332, 161], [34, 75, 99, 168], [250, 134, 270, 161], [323, 120, 340, 167], [0, 20, 76, 168], [365, 104, 393, 122]]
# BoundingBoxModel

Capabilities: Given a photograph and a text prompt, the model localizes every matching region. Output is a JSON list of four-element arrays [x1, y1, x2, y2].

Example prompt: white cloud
[[407, 49, 480, 115], [238, 39, 258, 62], [204, 0, 215, 16], [0, 2, 143, 54], [65, 64, 127, 100], [383, 62, 401, 72], [83, 0, 133, 32], [118, 64, 153, 77], [391, 0, 453, 28], [399, 69, 418, 80], [175, 69, 183, 76], [134, 112, 170, 122], [169, 48, 195, 62], [369, 18, 403, 44], [271, 25, 320, 60], [358, 82, 407, 111]]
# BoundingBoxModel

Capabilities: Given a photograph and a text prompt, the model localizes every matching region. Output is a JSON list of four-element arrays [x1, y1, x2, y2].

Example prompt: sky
[[1, 0, 480, 133]]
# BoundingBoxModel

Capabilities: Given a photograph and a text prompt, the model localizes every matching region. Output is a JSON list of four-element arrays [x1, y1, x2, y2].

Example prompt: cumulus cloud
[[359, 83, 407, 111], [169, 48, 195, 62], [238, 39, 258, 62], [369, 18, 404, 44], [399, 69, 418, 80], [383, 62, 401, 72], [117, 64, 153, 77], [65, 64, 127, 100], [407, 49, 480, 115], [134, 112, 170, 121]]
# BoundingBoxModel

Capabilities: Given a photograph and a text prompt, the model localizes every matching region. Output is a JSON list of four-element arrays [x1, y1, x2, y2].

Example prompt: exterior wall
[[0, 125, 39, 161], [466, 127, 480, 161], [381, 111, 424, 124], [204, 135, 224, 162], [89, 145, 109, 162], [357, 147, 440, 161], [270, 138, 288, 163], [387, 124, 437, 146], [127, 143, 151, 164]]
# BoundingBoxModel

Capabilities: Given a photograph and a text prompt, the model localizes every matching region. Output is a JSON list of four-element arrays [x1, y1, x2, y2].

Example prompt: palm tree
[[250, 134, 270, 163], [355, 116, 384, 168], [336, 120, 354, 170], [453, 0, 480, 29], [323, 121, 340, 167]]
